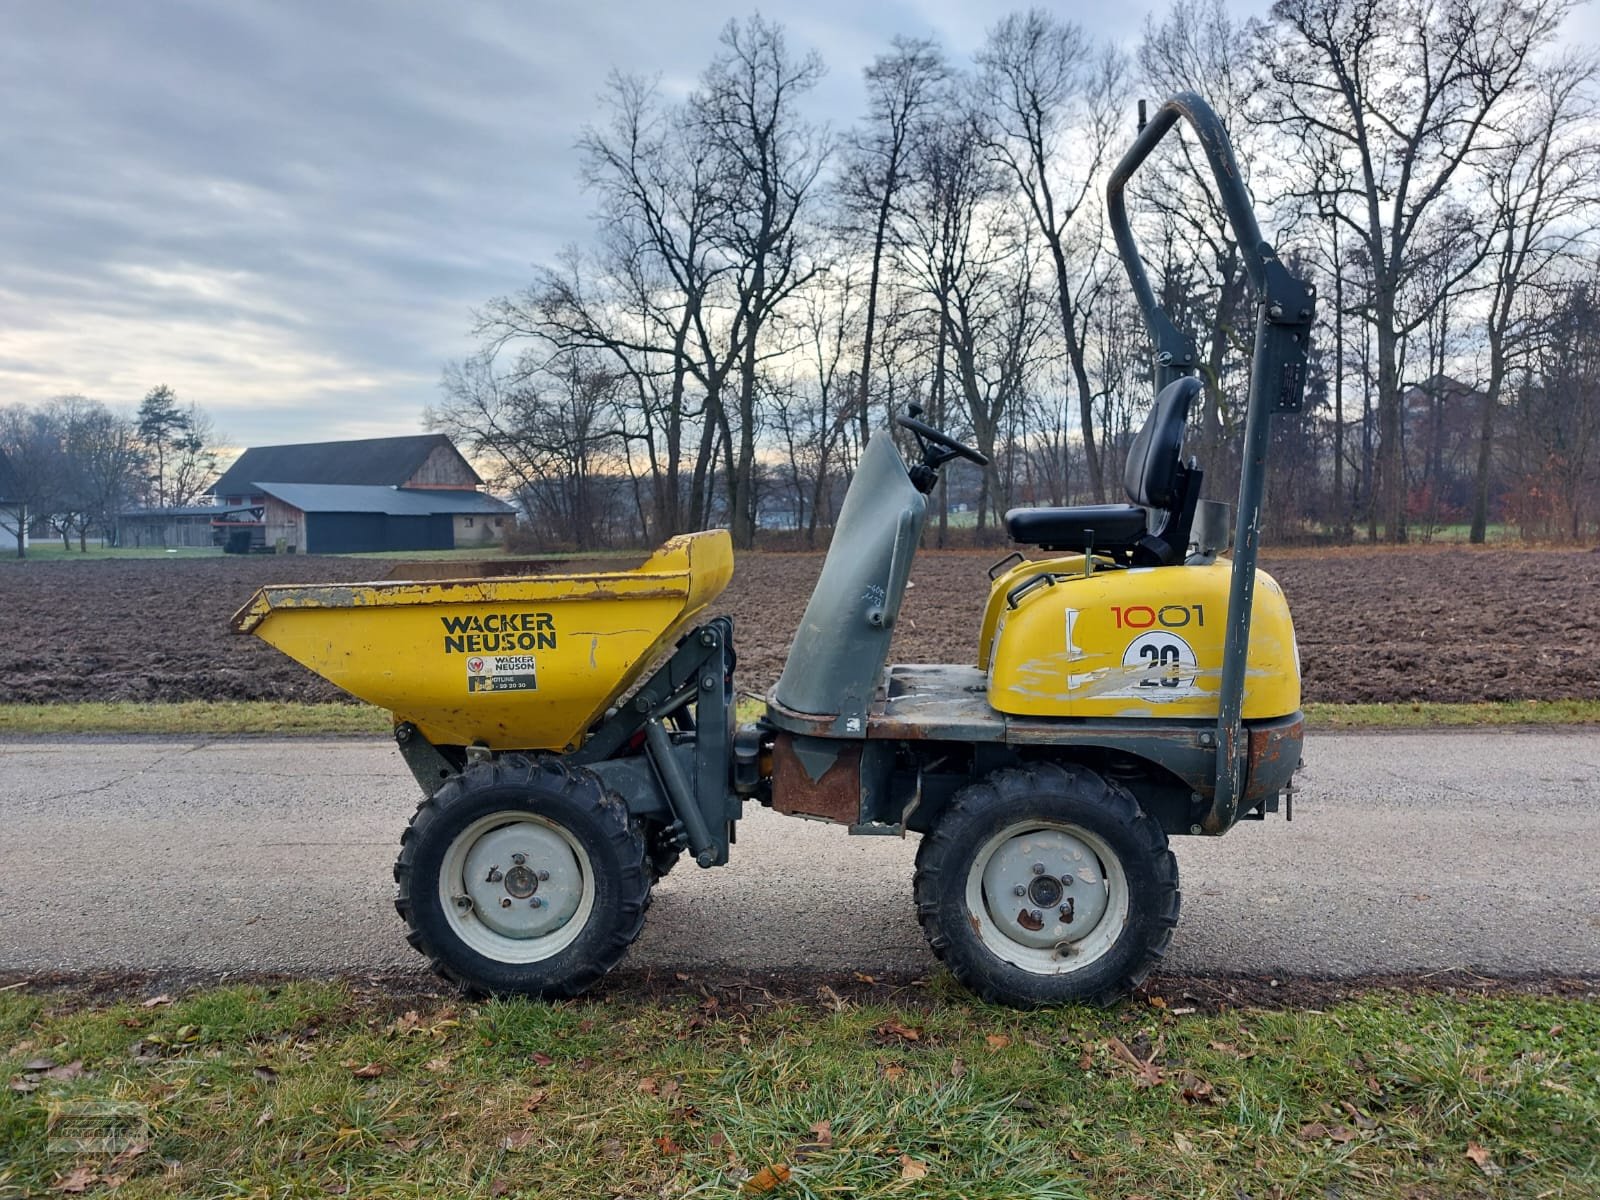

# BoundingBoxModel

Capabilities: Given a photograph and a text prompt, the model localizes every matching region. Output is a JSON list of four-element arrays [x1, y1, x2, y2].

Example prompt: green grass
[[0, 544, 222, 563], [4, 699, 1598, 737], [1303, 699, 1600, 728], [0, 702, 390, 736], [0, 980, 1593, 1198]]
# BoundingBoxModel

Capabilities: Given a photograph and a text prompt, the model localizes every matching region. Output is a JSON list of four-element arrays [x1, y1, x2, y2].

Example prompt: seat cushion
[[1004, 504, 1149, 550]]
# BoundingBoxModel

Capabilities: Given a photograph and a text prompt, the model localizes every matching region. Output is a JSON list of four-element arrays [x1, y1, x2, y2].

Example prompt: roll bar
[[1105, 92, 1316, 834]]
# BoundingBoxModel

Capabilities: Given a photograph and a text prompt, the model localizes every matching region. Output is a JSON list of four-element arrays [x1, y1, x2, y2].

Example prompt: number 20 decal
[[1121, 631, 1198, 692]]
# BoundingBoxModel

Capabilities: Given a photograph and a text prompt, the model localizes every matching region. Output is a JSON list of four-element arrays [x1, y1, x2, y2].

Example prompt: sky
[[3, 0, 1595, 450]]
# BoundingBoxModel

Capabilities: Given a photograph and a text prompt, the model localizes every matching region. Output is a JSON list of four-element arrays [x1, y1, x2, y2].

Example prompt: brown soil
[[3, 967, 1595, 1016], [2, 547, 1597, 706]]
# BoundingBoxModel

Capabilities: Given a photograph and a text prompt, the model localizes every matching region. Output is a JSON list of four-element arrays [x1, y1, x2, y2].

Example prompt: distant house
[[0, 447, 25, 552], [123, 433, 516, 554]]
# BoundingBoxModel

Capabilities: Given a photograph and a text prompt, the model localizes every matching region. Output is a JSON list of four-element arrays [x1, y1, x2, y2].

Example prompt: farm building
[[120, 433, 516, 554], [118, 502, 261, 549]]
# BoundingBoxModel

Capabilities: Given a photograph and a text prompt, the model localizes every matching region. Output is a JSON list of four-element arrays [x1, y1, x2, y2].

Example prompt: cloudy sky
[[4, 1, 1593, 449]]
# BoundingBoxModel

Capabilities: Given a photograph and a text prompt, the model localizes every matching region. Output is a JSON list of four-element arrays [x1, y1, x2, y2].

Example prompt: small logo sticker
[[465, 655, 538, 693]]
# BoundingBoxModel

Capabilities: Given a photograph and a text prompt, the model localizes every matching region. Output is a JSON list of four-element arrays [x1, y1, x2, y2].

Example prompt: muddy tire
[[914, 762, 1180, 1009], [394, 754, 649, 999]]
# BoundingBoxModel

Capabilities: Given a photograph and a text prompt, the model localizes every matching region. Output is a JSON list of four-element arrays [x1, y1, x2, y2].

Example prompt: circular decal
[[1122, 631, 1198, 692], [467, 657, 486, 674]]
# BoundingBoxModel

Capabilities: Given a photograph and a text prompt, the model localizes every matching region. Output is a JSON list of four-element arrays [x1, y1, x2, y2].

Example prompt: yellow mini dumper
[[234, 94, 1312, 1007]]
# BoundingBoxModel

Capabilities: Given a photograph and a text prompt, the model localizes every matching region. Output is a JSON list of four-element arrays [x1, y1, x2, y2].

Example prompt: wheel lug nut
[[500, 897, 512, 908], [1062, 875, 1073, 886], [529, 897, 544, 909], [1013, 884, 1027, 897], [537, 869, 550, 881], [1031, 862, 1046, 875], [512, 853, 527, 865]]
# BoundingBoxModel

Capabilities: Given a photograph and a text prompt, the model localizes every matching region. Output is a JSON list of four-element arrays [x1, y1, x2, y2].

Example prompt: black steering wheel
[[896, 413, 990, 467]]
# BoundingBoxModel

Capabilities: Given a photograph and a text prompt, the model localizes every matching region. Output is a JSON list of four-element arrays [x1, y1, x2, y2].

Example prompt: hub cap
[[966, 821, 1128, 975], [440, 813, 594, 962]]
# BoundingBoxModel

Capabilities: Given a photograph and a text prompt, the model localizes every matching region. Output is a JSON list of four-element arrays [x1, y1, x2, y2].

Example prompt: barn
[[207, 434, 516, 554]]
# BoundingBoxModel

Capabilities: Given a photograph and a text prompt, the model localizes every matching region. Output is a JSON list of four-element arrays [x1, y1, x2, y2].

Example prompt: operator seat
[[1005, 375, 1204, 566]]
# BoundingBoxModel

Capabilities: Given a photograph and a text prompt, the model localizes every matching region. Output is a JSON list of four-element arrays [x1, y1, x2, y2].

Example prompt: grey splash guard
[[770, 432, 927, 735]]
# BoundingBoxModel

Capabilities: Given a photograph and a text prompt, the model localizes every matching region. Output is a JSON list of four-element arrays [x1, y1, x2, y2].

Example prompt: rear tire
[[394, 754, 649, 998], [914, 762, 1179, 1008]]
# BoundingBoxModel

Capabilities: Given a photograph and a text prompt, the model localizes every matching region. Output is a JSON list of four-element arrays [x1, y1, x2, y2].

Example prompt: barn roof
[[212, 434, 478, 497], [254, 483, 515, 517]]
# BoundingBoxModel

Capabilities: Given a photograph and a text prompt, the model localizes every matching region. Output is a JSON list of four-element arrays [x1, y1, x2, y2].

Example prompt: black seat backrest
[[1123, 376, 1202, 509]]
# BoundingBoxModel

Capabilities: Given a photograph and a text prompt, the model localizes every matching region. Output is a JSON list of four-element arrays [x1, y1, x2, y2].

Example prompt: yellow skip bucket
[[231, 530, 733, 752]]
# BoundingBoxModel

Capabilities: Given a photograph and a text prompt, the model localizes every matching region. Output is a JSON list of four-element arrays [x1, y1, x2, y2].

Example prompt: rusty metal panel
[[770, 733, 862, 825], [1242, 713, 1303, 806]]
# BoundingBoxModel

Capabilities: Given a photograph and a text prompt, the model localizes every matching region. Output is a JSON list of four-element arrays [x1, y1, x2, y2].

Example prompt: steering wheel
[[896, 414, 990, 466]]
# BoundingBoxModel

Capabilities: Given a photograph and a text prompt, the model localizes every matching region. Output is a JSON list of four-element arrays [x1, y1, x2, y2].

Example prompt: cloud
[[0, 0, 1288, 446]]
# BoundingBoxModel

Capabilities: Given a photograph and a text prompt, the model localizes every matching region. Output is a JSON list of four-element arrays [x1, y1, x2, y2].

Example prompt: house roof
[[119, 503, 260, 518], [255, 483, 515, 517], [212, 434, 478, 497]]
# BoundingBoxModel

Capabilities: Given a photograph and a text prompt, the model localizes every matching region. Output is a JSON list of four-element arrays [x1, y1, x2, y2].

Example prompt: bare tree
[[1506, 275, 1600, 538], [1137, 0, 1264, 493], [692, 15, 829, 548], [1260, 0, 1572, 540], [975, 10, 1125, 500], [889, 110, 995, 543], [838, 36, 949, 446], [1468, 51, 1600, 541], [0, 403, 66, 558]]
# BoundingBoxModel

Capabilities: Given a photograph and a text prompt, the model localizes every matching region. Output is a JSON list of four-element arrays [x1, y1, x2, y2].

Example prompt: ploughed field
[[1, 547, 1597, 706]]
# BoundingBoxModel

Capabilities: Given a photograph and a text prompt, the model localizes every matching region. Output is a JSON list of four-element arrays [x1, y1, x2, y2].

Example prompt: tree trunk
[[858, 193, 894, 447], [1470, 340, 1506, 544], [1375, 316, 1407, 543], [1048, 242, 1104, 500]]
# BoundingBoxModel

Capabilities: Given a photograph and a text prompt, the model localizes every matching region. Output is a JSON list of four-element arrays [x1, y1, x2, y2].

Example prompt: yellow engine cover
[[981, 556, 1300, 719]]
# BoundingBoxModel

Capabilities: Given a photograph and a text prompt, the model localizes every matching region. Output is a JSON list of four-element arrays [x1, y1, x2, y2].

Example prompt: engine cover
[[981, 556, 1300, 720]]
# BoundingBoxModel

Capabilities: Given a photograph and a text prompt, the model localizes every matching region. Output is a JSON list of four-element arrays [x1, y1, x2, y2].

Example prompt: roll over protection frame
[[1105, 92, 1316, 833]]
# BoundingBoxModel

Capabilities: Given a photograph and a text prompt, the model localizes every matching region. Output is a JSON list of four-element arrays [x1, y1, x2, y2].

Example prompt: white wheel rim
[[964, 820, 1130, 975], [438, 812, 596, 963]]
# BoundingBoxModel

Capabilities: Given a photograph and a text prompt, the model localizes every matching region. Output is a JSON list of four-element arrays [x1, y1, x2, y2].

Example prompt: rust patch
[[769, 733, 862, 825], [1243, 713, 1305, 805], [1017, 909, 1045, 932]]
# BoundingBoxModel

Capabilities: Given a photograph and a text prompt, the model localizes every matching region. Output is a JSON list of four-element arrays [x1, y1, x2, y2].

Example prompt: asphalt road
[[1, 731, 1597, 981]]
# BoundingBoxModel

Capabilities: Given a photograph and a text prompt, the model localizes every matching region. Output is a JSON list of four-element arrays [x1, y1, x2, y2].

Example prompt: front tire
[[394, 754, 649, 998], [914, 762, 1179, 1008]]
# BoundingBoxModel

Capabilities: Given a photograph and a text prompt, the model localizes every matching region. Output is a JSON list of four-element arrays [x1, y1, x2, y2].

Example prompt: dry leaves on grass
[[1466, 1142, 1502, 1177], [984, 1034, 1011, 1052], [794, 1118, 833, 1161], [1106, 1036, 1164, 1088], [899, 1154, 929, 1180], [502, 1130, 536, 1152], [874, 1019, 921, 1044], [742, 1164, 792, 1194], [52, 1167, 100, 1193], [1299, 1122, 1359, 1144]]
